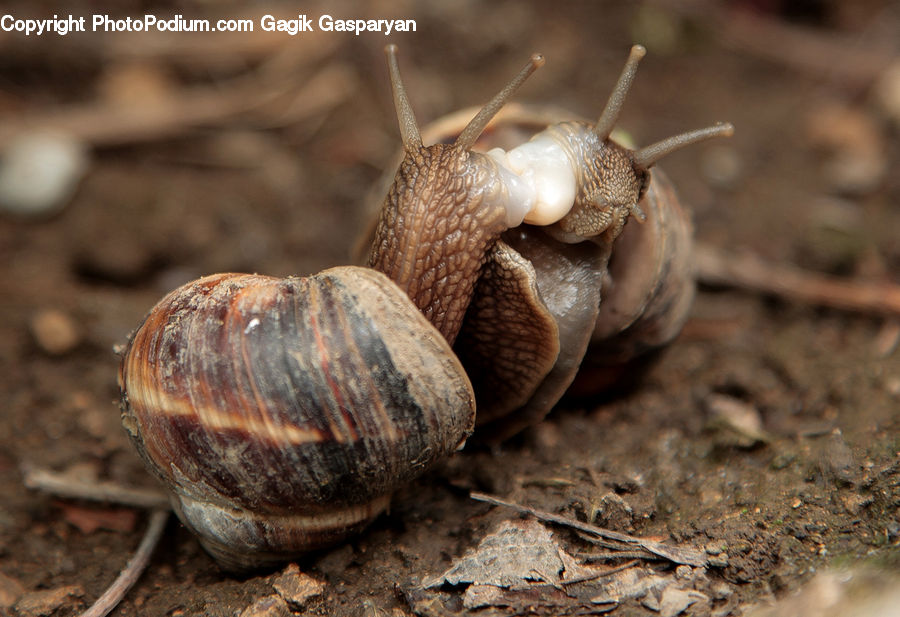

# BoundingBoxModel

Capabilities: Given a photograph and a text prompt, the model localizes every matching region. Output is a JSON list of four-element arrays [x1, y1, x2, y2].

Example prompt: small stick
[[574, 533, 638, 552], [22, 465, 170, 510], [694, 243, 900, 318], [471, 492, 707, 567], [578, 550, 664, 562], [23, 466, 172, 617], [720, 8, 894, 90], [79, 509, 169, 617], [0, 63, 355, 147], [564, 559, 641, 586]]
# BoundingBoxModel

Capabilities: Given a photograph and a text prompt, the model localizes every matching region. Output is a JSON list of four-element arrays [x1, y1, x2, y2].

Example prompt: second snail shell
[[119, 267, 475, 570]]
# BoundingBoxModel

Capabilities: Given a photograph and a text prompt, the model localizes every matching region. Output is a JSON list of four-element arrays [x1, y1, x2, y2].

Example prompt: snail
[[118, 45, 731, 570], [367, 45, 732, 439]]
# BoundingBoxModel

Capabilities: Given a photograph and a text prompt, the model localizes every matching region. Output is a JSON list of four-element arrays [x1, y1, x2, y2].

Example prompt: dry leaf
[[60, 503, 138, 534], [426, 519, 563, 589], [13, 585, 84, 617]]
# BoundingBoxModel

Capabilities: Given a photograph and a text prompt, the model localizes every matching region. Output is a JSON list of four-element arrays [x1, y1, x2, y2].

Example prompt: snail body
[[383, 46, 732, 438], [119, 45, 731, 568]]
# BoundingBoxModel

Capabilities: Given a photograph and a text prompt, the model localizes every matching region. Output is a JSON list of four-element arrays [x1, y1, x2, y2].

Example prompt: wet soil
[[1, 1, 898, 615]]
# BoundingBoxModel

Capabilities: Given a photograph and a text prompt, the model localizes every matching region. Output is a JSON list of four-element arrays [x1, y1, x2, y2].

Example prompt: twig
[[655, 2, 896, 91], [506, 560, 638, 593], [470, 492, 707, 567], [22, 465, 170, 510], [79, 509, 170, 617], [578, 550, 664, 562], [23, 466, 173, 616], [573, 532, 634, 552], [525, 568, 566, 592], [694, 243, 900, 318], [0, 63, 356, 147], [718, 8, 896, 90], [561, 559, 640, 585]]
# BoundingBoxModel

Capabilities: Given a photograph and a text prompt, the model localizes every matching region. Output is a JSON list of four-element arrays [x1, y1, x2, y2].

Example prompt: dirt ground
[[1, 1, 899, 616]]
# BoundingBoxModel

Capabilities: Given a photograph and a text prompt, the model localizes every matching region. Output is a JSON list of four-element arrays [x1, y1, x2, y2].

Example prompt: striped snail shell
[[118, 268, 474, 570]]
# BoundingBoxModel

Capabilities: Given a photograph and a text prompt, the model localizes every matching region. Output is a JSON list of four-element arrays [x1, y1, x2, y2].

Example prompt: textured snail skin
[[532, 121, 649, 243], [455, 227, 608, 439], [119, 267, 475, 570], [463, 168, 696, 433], [367, 144, 512, 345], [117, 46, 534, 570]]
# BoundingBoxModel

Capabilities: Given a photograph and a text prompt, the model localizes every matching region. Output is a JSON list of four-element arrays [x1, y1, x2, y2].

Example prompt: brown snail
[[118, 45, 731, 570], [368, 44, 732, 439]]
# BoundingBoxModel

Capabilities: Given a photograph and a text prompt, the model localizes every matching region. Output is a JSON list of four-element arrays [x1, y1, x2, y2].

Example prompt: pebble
[[704, 540, 726, 555], [271, 563, 325, 609], [595, 492, 635, 530], [0, 131, 89, 216], [805, 103, 886, 195], [705, 393, 769, 448], [239, 594, 291, 617], [819, 429, 856, 487], [29, 308, 81, 355], [674, 565, 693, 580], [659, 586, 707, 617]]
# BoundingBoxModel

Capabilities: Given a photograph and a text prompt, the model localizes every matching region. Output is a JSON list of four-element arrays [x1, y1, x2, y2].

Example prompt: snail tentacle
[[456, 53, 545, 150], [633, 122, 735, 169], [385, 44, 422, 151], [595, 44, 646, 140]]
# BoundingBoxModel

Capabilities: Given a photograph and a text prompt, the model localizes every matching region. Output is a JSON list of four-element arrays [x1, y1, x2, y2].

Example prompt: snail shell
[[118, 267, 475, 570], [449, 167, 694, 439]]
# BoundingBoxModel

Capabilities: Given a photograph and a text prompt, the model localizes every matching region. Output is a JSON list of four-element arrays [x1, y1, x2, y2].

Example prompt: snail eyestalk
[[385, 44, 422, 151], [456, 53, 545, 150], [633, 123, 735, 169], [594, 45, 646, 141]]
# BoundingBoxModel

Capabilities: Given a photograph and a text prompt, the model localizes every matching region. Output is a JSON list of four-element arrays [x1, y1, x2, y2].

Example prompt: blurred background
[[1, 1, 898, 615]]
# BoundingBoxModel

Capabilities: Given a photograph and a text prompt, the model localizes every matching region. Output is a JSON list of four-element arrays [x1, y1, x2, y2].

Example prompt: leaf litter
[[405, 494, 728, 616]]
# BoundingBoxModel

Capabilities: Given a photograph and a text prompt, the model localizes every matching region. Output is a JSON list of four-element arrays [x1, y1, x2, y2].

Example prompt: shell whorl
[[119, 266, 475, 569]]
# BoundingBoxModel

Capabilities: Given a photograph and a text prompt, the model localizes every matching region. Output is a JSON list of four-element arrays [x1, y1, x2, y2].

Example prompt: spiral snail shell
[[119, 268, 474, 570], [118, 45, 732, 569]]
